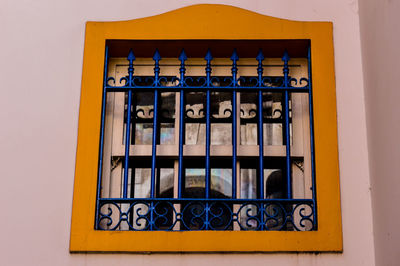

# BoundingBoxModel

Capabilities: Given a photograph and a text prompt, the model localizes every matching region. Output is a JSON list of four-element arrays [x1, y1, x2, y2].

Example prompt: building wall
[[0, 0, 375, 265], [359, 1, 400, 265]]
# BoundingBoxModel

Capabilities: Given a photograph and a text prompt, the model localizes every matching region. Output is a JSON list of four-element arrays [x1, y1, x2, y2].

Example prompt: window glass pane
[[211, 92, 232, 145], [263, 92, 284, 145], [240, 92, 257, 145], [185, 92, 205, 145], [240, 168, 257, 199], [184, 168, 205, 197], [211, 168, 232, 198], [134, 92, 153, 145], [184, 167, 232, 198], [133, 168, 151, 198], [159, 92, 176, 144], [131, 161, 174, 198], [157, 168, 174, 198], [265, 169, 285, 199], [240, 160, 286, 200]]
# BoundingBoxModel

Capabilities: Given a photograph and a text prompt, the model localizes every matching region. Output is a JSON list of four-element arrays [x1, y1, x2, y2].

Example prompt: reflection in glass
[[159, 92, 175, 144], [263, 92, 283, 145], [133, 92, 153, 145], [184, 168, 232, 198], [240, 168, 284, 199], [240, 93, 257, 145], [185, 92, 205, 145], [239, 168, 285, 230], [185, 91, 233, 145], [239, 92, 293, 146], [132, 168, 151, 198], [211, 92, 232, 145], [129, 167, 174, 198], [240, 168, 257, 199], [131, 91, 176, 145]]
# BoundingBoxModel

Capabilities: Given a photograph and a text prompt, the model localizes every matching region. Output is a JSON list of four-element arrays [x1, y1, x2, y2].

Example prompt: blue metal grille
[[96, 46, 316, 231]]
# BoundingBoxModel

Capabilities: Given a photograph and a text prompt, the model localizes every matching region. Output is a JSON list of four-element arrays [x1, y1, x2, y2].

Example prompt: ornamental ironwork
[[96, 46, 316, 231]]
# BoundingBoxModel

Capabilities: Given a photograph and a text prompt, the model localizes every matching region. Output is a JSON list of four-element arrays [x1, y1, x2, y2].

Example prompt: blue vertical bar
[[95, 45, 109, 229], [282, 50, 292, 199], [308, 46, 317, 228], [122, 49, 135, 199], [123, 97, 132, 198], [205, 90, 211, 198], [231, 49, 238, 199], [205, 202, 209, 230], [178, 50, 187, 199], [256, 50, 264, 87], [128, 50, 136, 148], [257, 50, 265, 199], [150, 201, 154, 231], [205, 49, 212, 86], [150, 49, 161, 198], [258, 91, 264, 199], [205, 49, 213, 198], [127, 49, 135, 85]]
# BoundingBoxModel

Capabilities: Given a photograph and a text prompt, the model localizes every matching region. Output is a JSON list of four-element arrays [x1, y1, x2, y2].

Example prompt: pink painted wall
[[359, 1, 400, 265], [0, 0, 375, 265]]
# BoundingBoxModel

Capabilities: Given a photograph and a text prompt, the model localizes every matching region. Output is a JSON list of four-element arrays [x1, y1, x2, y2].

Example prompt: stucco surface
[[0, 0, 374, 265], [359, 0, 400, 265]]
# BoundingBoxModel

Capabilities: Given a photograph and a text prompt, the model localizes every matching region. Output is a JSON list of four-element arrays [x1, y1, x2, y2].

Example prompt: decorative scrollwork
[[105, 49, 310, 91], [157, 76, 168, 86], [243, 76, 258, 87], [97, 200, 314, 231], [263, 76, 284, 87], [129, 76, 156, 87], [291, 203, 314, 231], [136, 108, 153, 119], [210, 76, 221, 87], [299, 77, 309, 86], [183, 76, 194, 86], [240, 107, 257, 119], [185, 107, 205, 119], [132, 202, 150, 230], [98, 49, 316, 232], [106, 77, 115, 86], [185, 76, 207, 87], [208, 202, 232, 230], [120, 76, 128, 86], [289, 77, 297, 86], [272, 109, 282, 119], [181, 202, 206, 230], [98, 204, 114, 229], [98, 202, 123, 230], [221, 108, 232, 118], [153, 201, 177, 230], [236, 203, 261, 230], [107, 73, 309, 89], [264, 202, 287, 231]]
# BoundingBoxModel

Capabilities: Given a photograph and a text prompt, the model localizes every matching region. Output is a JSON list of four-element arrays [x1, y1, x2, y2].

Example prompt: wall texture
[[0, 0, 375, 265], [359, 1, 400, 265]]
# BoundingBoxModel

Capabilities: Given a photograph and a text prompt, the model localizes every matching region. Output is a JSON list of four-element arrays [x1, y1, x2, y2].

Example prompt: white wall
[[359, 1, 400, 265], [0, 0, 375, 265]]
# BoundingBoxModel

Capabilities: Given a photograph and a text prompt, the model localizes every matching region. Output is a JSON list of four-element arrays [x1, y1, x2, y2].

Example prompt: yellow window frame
[[70, 4, 342, 252]]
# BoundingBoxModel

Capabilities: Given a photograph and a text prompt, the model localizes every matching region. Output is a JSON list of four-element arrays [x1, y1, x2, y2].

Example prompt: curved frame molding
[[70, 4, 342, 252]]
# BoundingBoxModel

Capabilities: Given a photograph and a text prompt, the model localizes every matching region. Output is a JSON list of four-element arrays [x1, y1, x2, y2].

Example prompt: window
[[97, 41, 315, 232], [70, 4, 342, 252]]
